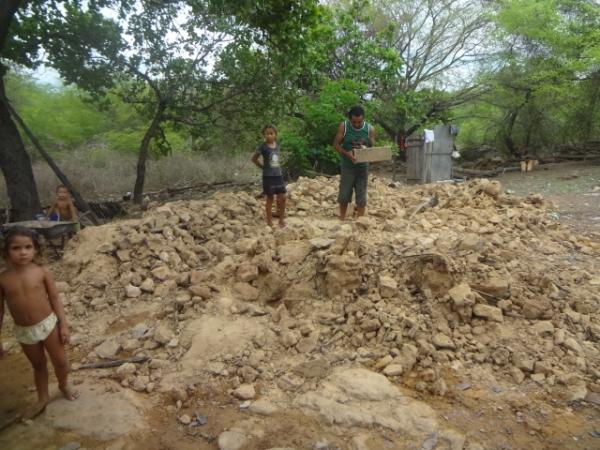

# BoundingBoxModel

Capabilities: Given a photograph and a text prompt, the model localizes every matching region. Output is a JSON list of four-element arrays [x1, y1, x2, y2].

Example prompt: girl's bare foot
[[60, 385, 79, 401], [278, 221, 286, 228]]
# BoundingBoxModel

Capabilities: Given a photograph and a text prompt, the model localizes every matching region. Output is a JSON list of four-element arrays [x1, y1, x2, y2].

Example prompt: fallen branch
[[77, 355, 149, 370]]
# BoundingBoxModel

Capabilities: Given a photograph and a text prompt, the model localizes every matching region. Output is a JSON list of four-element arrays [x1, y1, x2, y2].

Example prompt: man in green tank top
[[333, 105, 376, 219]]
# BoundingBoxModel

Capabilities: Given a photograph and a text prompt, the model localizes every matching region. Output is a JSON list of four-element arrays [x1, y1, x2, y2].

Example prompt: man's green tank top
[[341, 119, 371, 168]]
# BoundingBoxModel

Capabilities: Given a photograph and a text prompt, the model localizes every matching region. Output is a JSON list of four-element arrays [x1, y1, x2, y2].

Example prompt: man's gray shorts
[[338, 164, 368, 207]]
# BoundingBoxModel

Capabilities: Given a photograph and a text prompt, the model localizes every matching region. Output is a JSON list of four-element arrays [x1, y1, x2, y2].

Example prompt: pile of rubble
[[58, 176, 600, 410]]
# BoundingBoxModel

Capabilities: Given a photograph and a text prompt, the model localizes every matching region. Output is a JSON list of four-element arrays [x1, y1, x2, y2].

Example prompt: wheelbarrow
[[0, 220, 78, 257]]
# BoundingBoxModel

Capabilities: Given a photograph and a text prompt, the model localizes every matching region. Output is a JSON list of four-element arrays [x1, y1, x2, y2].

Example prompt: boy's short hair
[[262, 124, 278, 134], [348, 105, 365, 119], [56, 184, 69, 193]]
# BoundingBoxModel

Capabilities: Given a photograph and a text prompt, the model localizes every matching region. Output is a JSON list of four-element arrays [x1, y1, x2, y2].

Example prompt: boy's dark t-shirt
[[255, 143, 282, 177]]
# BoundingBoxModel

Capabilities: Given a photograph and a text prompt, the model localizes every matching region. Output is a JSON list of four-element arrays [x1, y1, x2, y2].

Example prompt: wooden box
[[353, 146, 392, 163]]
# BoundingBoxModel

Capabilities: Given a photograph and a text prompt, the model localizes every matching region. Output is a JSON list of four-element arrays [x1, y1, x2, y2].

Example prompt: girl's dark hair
[[2, 226, 42, 259], [347, 105, 365, 119], [262, 124, 278, 134]]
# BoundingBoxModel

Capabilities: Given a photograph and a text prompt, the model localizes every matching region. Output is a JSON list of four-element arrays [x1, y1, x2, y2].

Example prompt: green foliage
[[5, 1, 125, 94], [281, 79, 369, 176], [7, 72, 112, 151]]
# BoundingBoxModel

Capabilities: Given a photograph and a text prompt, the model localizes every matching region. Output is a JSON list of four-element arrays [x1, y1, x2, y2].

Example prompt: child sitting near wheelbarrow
[[46, 185, 78, 223]]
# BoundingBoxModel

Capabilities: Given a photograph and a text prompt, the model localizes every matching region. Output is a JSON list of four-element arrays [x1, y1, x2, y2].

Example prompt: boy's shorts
[[263, 176, 287, 196], [338, 164, 368, 207]]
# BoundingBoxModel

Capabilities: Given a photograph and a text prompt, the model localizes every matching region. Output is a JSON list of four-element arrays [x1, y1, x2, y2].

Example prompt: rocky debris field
[[2, 175, 600, 450]]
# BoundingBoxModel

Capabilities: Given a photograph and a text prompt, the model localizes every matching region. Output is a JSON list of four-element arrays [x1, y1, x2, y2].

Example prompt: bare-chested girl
[[0, 227, 77, 417]]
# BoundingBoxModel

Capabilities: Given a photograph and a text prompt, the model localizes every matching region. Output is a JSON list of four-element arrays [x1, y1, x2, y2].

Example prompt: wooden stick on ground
[[77, 355, 149, 370]]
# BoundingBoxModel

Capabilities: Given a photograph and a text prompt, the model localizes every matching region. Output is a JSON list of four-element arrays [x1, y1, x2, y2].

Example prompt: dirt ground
[[1, 161, 600, 450]]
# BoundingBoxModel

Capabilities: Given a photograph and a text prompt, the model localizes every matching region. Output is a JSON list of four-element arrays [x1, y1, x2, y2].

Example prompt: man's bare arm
[[333, 122, 355, 162]]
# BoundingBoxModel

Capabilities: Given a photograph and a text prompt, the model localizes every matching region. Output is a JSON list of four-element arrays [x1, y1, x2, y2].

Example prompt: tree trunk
[[7, 101, 98, 223], [503, 109, 519, 158], [133, 102, 166, 204], [0, 64, 41, 221]]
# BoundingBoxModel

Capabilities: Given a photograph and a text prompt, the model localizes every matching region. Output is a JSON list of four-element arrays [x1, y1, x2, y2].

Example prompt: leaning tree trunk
[[7, 101, 98, 223], [0, 65, 41, 221], [133, 102, 166, 204]]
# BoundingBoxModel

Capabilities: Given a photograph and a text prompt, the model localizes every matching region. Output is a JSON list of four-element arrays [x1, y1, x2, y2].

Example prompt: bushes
[[280, 79, 370, 177]]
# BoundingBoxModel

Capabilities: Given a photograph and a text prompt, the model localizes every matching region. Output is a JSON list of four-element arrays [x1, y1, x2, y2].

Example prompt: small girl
[[0, 227, 77, 417], [251, 124, 287, 227]]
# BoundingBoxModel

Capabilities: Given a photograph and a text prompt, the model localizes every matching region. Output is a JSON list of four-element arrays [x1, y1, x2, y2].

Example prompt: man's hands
[[345, 150, 357, 163]]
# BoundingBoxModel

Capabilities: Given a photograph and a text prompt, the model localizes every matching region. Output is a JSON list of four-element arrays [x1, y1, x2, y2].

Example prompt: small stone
[[379, 275, 397, 299], [249, 399, 278, 416], [375, 355, 394, 370], [131, 375, 150, 392], [140, 278, 155, 293], [472, 304, 503, 322], [281, 330, 300, 348], [178, 414, 192, 425], [277, 373, 305, 391], [449, 283, 473, 306], [115, 362, 137, 380], [511, 367, 525, 384], [534, 360, 553, 375], [125, 284, 141, 298], [309, 237, 335, 249], [383, 364, 403, 376], [530, 373, 546, 384], [563, 338, 583, 354], [153, 324, 175, 345], [232, 384, 256, 400], [511, 352, 534, 372], [531, 321, 554, 336], [218, 429, 248, 450], [432, 333, 456, 350], [94, 339, 120, 359], [432, 378, 448, 396], [236, 264, 259, 283], [566, 383, 588, 402]]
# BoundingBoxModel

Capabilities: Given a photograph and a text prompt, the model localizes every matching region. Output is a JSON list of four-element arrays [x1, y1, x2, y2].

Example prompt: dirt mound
[[49, 176, 600, 448]]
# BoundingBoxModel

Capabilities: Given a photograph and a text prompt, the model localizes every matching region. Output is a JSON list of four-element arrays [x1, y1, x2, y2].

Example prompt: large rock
[[295, 368, 462, 441], [324, 254, 362, 297]]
